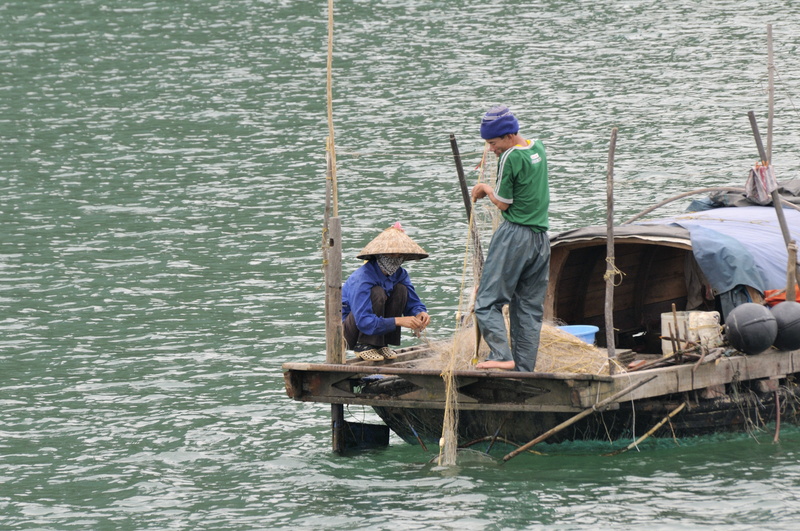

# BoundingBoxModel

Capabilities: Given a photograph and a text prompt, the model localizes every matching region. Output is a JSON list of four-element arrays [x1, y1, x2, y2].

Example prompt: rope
[[437, 144, 494, 467], [437, 182, 479, 467], [337, 149, 487, 159], [603, 257, 626, 287]]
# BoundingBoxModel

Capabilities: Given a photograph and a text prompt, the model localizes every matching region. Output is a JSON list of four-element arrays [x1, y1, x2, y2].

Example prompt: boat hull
[[283, 335, 800, 450], [373, 389, 794, 448]]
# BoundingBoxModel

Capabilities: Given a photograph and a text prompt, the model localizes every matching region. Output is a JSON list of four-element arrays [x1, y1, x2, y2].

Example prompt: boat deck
[[283, 346, 800, 413]]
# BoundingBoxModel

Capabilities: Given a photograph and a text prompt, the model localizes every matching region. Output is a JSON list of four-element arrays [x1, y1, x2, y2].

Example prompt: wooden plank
[[634, 246, 658, 318], [573, 350, 800, 407], [288, 394, 587, 413], [282, 362, 614, 381], [583, 249, 684, 313], [556, 242, 692, 327], [284, 364, 606, 412], [286, 350, 800, 413]]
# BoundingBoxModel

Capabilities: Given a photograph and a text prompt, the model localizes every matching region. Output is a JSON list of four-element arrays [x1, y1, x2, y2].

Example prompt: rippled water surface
[[3, 0, 800, 529]]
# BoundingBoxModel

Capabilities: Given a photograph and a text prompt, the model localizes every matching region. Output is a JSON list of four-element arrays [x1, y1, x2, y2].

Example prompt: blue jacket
[[341, 260, 427, 336]]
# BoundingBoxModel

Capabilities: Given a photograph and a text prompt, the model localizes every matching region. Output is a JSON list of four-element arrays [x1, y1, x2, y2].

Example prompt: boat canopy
[[552, 205, 800, 295]]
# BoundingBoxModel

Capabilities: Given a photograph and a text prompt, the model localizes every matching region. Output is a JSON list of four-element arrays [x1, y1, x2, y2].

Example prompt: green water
[[3, 0, 800, 529]]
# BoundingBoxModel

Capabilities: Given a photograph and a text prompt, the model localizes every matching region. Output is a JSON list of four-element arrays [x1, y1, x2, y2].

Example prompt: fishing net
[[435, 146, 624, 465], [431, 145, 620, 377], [420, 317, 623, 376], [437, 146, 497, 466]]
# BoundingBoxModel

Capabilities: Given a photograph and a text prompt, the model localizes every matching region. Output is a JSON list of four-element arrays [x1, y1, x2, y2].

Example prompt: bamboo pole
[[671, 303, 683, 355], [603, 402, 687, 456], [604, 128, 618, 370], [331, 403, 345, 454], [788, 242, 797, 303], [325, 0, 338, 216], [324, 0, 345, 455], [774, 389, 781, 444], [403, 412, 429, 452], [322, 1, 343, 365], [748, 111, 798, 302], [485, 414, 511, 455], [748, 111, 791, 248], [765, 27, 800, 302], [450, 133, 484, 269], [767, 24, 774, 163], [623, 186, 800, 224], [503, 375, 657, 462], [451, 134, 473, 224]]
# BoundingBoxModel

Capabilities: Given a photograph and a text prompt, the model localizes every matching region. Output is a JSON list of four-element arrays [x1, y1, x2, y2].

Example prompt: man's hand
[[471, 183, 509, 211], [471, 183, 491, 201]]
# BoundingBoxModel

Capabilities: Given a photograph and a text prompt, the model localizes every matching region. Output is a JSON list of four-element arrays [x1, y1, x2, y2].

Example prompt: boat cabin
[[545, 202, 800, 355], [547, 228, 704, 354]]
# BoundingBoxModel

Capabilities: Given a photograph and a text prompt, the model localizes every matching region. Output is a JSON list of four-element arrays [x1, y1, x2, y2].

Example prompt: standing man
[[471, 105, 550, 371], [342, 223, 431, 361]]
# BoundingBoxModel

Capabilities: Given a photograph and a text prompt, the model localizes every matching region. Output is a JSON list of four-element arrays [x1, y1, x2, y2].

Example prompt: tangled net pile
[[421, 318, 625, 375]]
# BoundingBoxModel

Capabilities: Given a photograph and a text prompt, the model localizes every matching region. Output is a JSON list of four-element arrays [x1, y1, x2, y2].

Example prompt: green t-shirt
[[494, 139, 549, 231]]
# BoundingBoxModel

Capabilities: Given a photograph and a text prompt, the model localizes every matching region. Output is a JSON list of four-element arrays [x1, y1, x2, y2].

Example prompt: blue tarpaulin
[[641, 206, 800, 294]]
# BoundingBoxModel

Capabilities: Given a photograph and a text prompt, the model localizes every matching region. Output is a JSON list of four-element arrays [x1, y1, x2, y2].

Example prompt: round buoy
[[771, 301, 800, 351], [724, 303, 777, 355]]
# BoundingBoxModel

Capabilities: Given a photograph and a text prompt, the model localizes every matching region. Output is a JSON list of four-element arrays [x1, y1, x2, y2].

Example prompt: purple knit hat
[[480, 105, 519, 140]]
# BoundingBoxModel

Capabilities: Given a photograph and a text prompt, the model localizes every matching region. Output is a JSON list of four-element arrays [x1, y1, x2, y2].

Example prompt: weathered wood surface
[[573, 348, 800, 408], [554, 243, 689, 326], [324, 217, 344, 364], [283, 347, 800, 413], [283, 363, 609, 413]]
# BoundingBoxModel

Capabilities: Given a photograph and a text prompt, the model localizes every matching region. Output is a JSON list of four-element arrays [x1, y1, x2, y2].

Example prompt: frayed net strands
[[421, 320, 626, 376]]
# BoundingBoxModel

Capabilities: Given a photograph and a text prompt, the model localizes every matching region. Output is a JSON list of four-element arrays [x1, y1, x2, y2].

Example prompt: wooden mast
[[324, 0, 345, 454], [767, 24, 774, 164], [604, 128, 618, 373]]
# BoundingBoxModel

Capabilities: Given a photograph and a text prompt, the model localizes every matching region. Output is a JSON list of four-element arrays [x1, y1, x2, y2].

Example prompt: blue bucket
[[557, 325, 600, 345]]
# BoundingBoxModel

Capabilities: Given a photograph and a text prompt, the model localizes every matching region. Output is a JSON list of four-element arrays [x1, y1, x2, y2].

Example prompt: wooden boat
[[287, 15, 800, 454], [283, 188, 800, 453]]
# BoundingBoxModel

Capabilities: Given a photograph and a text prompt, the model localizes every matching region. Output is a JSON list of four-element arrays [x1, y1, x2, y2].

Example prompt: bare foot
[[475, 360, 515, 370]]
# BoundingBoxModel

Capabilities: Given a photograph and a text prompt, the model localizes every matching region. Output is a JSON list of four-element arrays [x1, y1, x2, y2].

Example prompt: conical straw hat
[[357, 223, 429, 261]]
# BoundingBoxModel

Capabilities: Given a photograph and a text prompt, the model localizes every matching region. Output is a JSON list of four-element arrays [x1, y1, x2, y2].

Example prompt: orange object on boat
[[764, 285, 800, 306]]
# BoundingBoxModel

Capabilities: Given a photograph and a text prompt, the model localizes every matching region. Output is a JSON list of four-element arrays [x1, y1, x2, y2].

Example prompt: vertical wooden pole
[[767, 24, 774, 163], [325, 0, 338, 217], [605, 128, 618, 373], [766, 26, 797, 302], [325, 196, 345, 455], [450, 133, 472, 222], [325, 217, 344, 364], [747, 112, 791, 246], [450, 133, 484, 269], [324, 0, 345, 455], [747, 111, 797, 303], [787, 242, 797, 304]]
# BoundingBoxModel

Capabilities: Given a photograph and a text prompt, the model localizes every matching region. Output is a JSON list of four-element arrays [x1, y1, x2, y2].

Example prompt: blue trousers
[[343, 284, 407, 349], [475, 221, 550, 372]]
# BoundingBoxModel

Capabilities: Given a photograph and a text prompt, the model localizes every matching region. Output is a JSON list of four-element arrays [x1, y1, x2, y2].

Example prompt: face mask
[[376, 255, 404, 276]]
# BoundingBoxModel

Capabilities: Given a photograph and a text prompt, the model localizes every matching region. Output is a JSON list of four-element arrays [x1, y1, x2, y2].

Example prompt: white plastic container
[[661, 311, 723, 355]]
